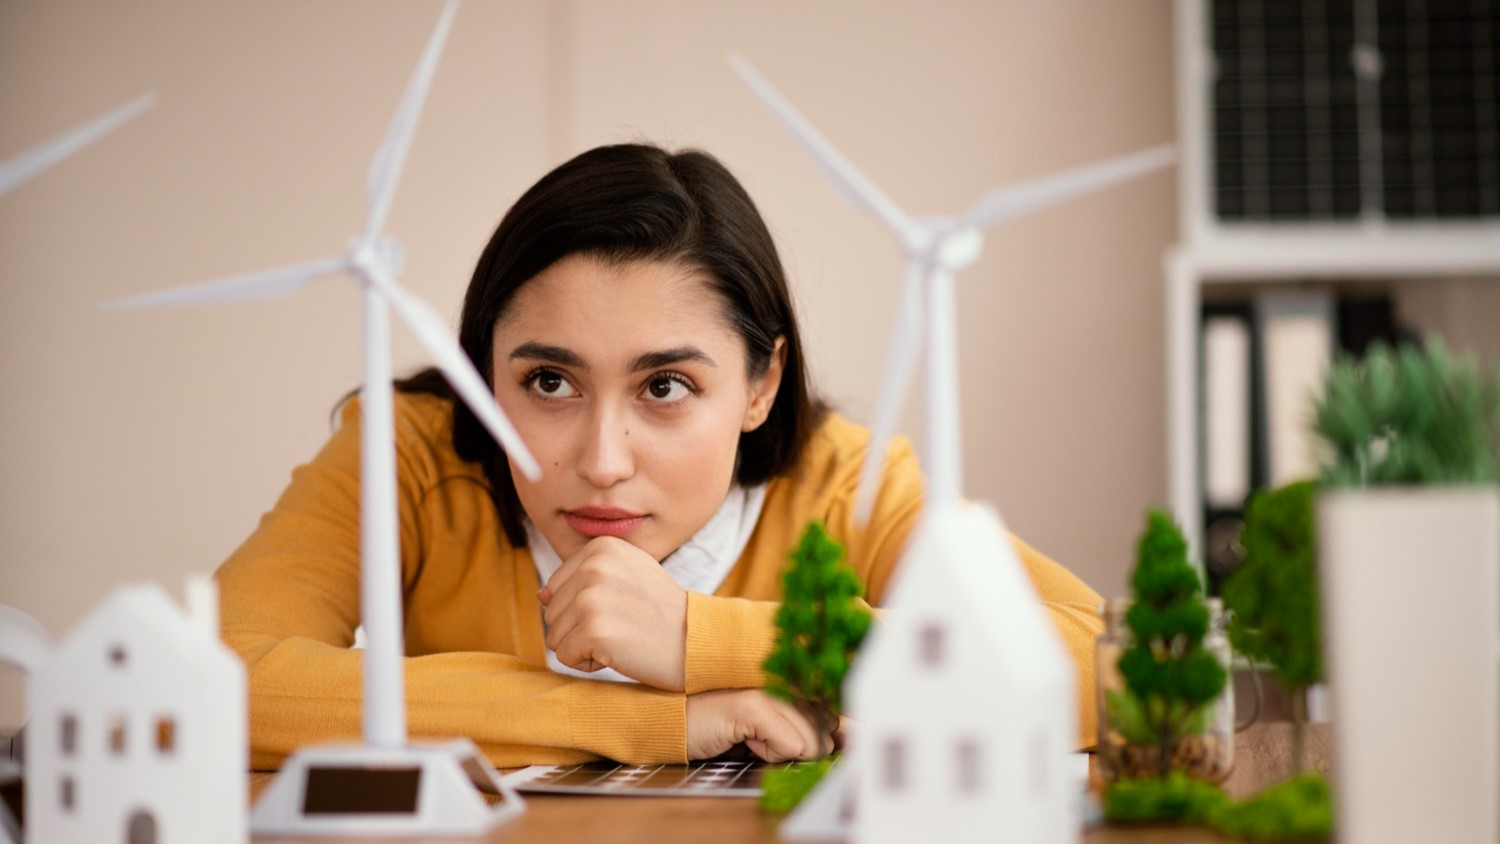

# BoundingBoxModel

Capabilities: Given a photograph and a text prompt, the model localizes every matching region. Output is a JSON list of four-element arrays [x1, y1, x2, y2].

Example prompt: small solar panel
[[504, 759, 823, 797], [1210, 0, 1499, 221], [302, 766, 422, 815]]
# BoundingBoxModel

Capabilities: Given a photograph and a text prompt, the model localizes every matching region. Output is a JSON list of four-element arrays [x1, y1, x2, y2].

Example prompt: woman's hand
[[686, 689, 836, 762], [539, 536, 688, 691]]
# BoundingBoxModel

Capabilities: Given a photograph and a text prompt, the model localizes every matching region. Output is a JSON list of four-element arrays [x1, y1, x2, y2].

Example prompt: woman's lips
[[563, 508, 648, 538]]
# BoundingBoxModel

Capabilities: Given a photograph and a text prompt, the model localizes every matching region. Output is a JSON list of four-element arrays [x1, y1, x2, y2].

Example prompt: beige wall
[[0, 0, 1177, 728]]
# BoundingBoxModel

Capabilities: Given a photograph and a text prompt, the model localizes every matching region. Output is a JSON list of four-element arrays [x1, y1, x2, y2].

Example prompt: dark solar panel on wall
[[1210, 0, 1500, 221]]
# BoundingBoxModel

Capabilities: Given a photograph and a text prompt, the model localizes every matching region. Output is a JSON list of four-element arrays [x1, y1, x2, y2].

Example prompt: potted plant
[[1313, 341, 1500, 844]]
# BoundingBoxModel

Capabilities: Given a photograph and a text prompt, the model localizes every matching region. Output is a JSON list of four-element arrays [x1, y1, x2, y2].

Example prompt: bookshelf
[[1166, 0, 1500, 574]]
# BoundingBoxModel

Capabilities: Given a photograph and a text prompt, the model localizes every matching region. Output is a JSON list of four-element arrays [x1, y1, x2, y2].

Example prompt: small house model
[[24, 578, 246, 844], [846, 503, 1078, 844]]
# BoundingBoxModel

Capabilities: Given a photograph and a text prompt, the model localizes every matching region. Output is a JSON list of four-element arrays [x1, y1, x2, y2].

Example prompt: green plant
[[1209, 773, 1332, 840], [1313, 341, 1500, 487], [1222, 480, 1322, 772], [1104, 771, 1229, 824], [1116, 509, 1227, 779], [763, 521, 872, 715], [1106, 772, 1333, 840], [758, 521, 870, 814], [758, 759, 833, 814]]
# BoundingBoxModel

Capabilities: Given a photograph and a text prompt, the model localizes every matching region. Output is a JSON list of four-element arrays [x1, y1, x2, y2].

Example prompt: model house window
[[882, 737, 906, 791], [127, 810, 158, 844], [60, 713, 77, 756], [59, 776, 75, 812], [956, 738, 981, 793], [156, 717, 176, 754], [918, 623, 944, 666], [108, 714, 126, 755]]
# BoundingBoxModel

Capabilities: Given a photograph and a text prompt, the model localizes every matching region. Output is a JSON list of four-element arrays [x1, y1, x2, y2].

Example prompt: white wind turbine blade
[[959, 145, 1175, 230], [855, 261, 926, 525], [98, 256, 349, 311], [0, 93, 156, 197], [379, 277, 542, 481], [729, 54, 915, 238], [0, 604, 53, 674], [362, 0, 458, 244]]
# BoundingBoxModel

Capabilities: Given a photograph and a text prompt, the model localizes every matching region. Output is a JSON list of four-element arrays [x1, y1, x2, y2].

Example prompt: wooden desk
[[248, 723, 1330, 843]]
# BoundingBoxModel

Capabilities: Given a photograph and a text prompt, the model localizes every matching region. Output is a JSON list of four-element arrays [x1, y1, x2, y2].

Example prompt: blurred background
[[1, 0, 1495, 731]]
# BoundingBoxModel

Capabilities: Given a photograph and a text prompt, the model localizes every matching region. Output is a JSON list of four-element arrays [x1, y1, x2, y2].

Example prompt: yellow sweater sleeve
[[217, 397, 686, 770]]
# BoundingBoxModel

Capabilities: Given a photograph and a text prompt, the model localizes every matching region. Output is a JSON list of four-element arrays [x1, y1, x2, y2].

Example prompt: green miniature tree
[[1222, 480, 1322, 772], [1117, 509, 1227, 779], [763, 520, 872, 715], [1313, 341, 1500, 487], [759, 521, 872, 813]]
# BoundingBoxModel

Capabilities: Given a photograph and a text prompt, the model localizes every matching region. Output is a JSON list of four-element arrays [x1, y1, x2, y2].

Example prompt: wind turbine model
[[104, 3, 534, 836], [730, 56, 1173, 521], [732, 57, 1174, 842], [0, 93, 155, 197]]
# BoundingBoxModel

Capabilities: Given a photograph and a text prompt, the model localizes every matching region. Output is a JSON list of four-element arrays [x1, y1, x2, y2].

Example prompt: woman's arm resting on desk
[[677, 534, 1105, 748]]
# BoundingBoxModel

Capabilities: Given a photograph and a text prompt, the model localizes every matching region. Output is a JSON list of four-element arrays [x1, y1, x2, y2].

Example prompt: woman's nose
[[576, 407, 635, 487]]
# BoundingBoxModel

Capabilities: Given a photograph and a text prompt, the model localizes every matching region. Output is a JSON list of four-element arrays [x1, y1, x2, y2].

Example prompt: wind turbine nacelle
[[934, 225, 982, 270], [347, 234, 406, 278]]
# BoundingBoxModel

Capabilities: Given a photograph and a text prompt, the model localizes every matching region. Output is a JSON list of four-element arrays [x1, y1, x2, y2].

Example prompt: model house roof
[[852, 503, 1073, 697], [40, 584, 234, 685]]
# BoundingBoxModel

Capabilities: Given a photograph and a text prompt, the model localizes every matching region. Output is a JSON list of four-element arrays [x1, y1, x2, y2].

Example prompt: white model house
[[846, 503, 1078, 844], [23, 578, 246, 844]]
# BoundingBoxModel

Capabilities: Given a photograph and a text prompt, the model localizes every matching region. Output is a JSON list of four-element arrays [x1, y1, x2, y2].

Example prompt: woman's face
[[491, 254, 784, 562]]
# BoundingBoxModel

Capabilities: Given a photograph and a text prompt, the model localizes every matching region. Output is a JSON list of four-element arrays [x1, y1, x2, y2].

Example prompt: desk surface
[[248, 723, 1330, 843]]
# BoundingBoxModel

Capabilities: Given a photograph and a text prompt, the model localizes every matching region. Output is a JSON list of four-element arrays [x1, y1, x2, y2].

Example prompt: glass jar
[[1094, 597, 1235, 783]]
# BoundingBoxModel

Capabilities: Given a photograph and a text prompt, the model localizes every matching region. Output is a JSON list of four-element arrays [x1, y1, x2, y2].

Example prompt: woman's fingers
[[763, 695, 824, 760], [685, 690, 837, 762], [743, 693, 834, 762]]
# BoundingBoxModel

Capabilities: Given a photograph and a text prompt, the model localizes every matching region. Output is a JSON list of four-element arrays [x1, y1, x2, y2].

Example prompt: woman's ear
[[743, 337, 788, 432]]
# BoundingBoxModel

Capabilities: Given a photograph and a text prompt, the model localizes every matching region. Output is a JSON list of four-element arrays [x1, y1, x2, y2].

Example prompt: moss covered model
[[1115, 510, 1227, 778], [1103, 510, 1228, 822], [759, 521, 871, 812]]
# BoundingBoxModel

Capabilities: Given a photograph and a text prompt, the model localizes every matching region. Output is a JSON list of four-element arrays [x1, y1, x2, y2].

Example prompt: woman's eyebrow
[[630, 346, 716, 372], [509, 342, 588, 369]]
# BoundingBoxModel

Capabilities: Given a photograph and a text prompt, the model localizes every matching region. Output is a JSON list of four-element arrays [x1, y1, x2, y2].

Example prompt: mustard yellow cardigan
[[217, 393, 1103, 770]]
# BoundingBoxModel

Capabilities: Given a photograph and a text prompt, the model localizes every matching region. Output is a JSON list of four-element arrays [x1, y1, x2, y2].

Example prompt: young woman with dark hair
[[217, 144, 1104, 770]]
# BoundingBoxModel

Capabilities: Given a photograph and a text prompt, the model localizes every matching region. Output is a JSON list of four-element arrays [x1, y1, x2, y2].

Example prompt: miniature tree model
[[1117, 509, 1227, 780], [759, 521, 871, 813], [764, 520, 873, 714], [1222, 480, 1321, 772]]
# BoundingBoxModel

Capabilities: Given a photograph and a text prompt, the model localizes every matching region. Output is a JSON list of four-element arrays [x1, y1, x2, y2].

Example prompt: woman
[[218, 143, 1104, 771]]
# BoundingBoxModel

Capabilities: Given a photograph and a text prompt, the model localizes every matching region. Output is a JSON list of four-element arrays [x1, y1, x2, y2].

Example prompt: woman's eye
[[644, 374, 692, 403], [527, 370, 578, 399]]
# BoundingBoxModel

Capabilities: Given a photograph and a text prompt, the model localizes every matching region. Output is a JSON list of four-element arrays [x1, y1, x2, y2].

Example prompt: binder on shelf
[[1203, 313, 1252, 511], [1198, 300, 1264, 587], [1255, 290, 1336, 489]]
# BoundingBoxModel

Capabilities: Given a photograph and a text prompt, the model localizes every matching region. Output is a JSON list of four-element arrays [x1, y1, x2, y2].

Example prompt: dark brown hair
[[399, 143, 824, 547]]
